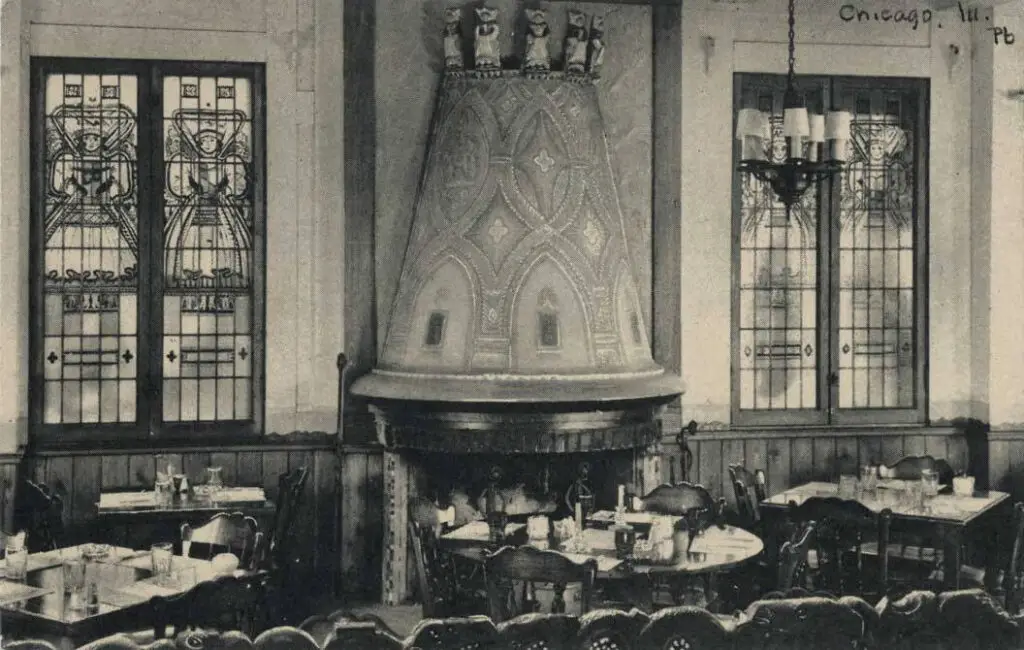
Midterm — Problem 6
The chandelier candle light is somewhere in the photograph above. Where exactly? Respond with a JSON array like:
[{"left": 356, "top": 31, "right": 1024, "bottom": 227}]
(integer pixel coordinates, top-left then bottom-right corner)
[{"left": 736, "top": 0, "right": 851, "bottom": 212}]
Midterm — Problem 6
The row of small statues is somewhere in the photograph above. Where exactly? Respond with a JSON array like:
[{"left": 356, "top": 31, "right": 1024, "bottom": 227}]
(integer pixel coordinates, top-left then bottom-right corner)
[{"left": 443, "top": 7, "right": 605, "bottom": 77}]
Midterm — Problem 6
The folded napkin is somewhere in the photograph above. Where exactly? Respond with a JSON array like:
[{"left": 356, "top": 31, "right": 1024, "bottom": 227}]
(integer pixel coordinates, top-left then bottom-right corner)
[
  {"left": 560, "top": 553, "right": 623, "bottom": 573},
  {"left": 99, "top": 492, "right": 157, "bottom": 509},
  {"left": 689, "top": 529, "right": 761, "bottom": 554},
  {"left": 441, "top": 521, "right": 524, "bottom": 541},
  {"left": 216, "top": 487, "right": 267, "bottom": 503}
]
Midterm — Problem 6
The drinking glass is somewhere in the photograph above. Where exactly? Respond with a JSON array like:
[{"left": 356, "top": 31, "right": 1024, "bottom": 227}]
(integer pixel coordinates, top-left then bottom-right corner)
[
  {"left": 921, "top": 469, "right": 940, "bottom": 498},
  {"left": 62, "top": 547, "right": 86, "bottom": 595},
  {"left": 206, "top": 466, "right": 224, "bottom": 503},
  {"left": 859, "top": 465, "right": 878, "bottom": 501},
  {"left": 838, "top": 475, "right": 858, "bottom": 499},
  {"left": 151, "top": 542, "right": 174, "bottom": 582},
  {"left": 614, "top": 525, "right": 637, "bottom": 560},
  {"left": 5, "top": 542, "right": 28, "bottom": 582}
]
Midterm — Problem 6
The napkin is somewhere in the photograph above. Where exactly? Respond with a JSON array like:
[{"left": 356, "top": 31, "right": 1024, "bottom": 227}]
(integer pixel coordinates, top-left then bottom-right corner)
[
  {"left": 99, "top": 492, "right": 157, "bottom": 509},
  {"left": 560, "top": 553, "right": 623, "bottom": 573},
  {"left": 0, "top": 581, "right": 52, "bottom": 605},
  {"left": 216, "top": 487, "right": 267, "bottom": 503}
]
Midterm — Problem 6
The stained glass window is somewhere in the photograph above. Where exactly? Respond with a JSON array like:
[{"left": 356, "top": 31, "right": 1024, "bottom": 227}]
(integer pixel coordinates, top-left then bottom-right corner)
[
  {"left": 32, "top": 59, "right": 264, "bottom": 441},
  {"left": 733, "top": 75, "right": 926, "bottom": 426},
  {"left": 42, "top": 73, "right": 139, "bottom": 425}
]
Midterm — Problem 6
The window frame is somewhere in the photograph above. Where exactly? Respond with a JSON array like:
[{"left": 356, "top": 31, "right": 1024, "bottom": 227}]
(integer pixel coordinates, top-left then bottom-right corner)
[
  {"left": 730, "top": 73, "right": 930, "bottom": 429},
  {"left": 28, "top": 57, "right": 267, "bottom": 448}
]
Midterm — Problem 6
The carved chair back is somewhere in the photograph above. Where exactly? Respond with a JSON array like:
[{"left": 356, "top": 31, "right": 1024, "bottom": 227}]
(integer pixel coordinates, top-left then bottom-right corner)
[
  {"left": 495, "top": 613, "right": 581, "bottom": 650},
  {"left": 267, "top": 466, "right": 309, "bottom": 570},
  {"left": 181, "top": 511, "right": 263, "bottom": 569},
  {"left": 636, "top": 606, "right": 731, "bottom": 650},
  {"left": 577, "top": 608, "right": 649, "bottom": 650},
  {"left": 146, "top": 571, "right": 269, "bottom": 639},
  {"left": 483, "top": 545, "right": 596, "bottom": 623},
  {"left": 729, "top": 464, "right": 767, "bottom": 527},
  {"left": 883, "top": 455, "right": 956, "bottom": 485},
  {"left": 639, "top": 482, "right": 725, "bottom": 533},
  {"left": 298, "top": 610, "right": 401, "bottom": 648},
  {"left": 734, "top": 597, "right": 867, "bottom": 650},
  {"left": 16, "top": 480, "right": 64, "bottom": 552},
  {"left": 405, "top": 615, "right": 500, "bottom": 650},
  {"left": 787, "top": 497, "right": 892, "bottom": 599}
]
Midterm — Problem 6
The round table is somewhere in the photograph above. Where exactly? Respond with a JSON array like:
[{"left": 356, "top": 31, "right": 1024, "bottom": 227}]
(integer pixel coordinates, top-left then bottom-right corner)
[{"left": 448, "top": 523, "right": 764, "bottom": 578}]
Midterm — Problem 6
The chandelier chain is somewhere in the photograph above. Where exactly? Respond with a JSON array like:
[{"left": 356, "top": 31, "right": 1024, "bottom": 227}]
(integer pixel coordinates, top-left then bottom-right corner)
[{"left": 787, "top": 0, "right": 796, "bottom": 83}]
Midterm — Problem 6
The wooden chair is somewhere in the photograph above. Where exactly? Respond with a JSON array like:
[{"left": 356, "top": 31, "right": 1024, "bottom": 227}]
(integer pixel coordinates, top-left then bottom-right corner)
[
  {"left": 252, "top": 627, "right": 320, "bottom": 650},
  {"left": 786, "top": 496, "right": 893, "bottom": 600},
  {"left": 483, "top": 545, "right": 596, "bottom": 623},
  {"left": 728, "top": 464, "right": 767, "bottom": 529},
  {"left": 405, "top": 615, "right": 500, "bottom": 650},
  {"left": 636, "top": 606, "right": 732, "bottom": 650},
  {"left": 15, "top": 480, "right": 64, "bottom": 552},
  {"left": 775, "top": 520, "right": 816, "bottom": 593},
  {"left": 495, "top": 613, "right": 580, "bottom": 650},
  {"left": 734, "top": 596, "right": 867, "bottom": 650},
  {"left": 577, "top": 608, "right": 649, "bottom": 650},
  {"left": 266, "top": 466, "right": 309, "bottom": 571},
  {"left": 882, "top": 454, "right": 956, "bottom": 485},
  {"left": 639, "top": 482, "right": 726, "bottom": 532},
  {"left": 3, "top": 641, "right": 60, "bottom": 650},
  {"left": 298, "top": 610, "right": 401, "bottom": 647},
  {"left": 181, "top": 511, "right": 263, "bottom": 570},
  {"left": 145, "top": 572, "right": 271, "bottom": 640},
  {"left": 407, "top": 497, "right": 488, "bottom": 618}
]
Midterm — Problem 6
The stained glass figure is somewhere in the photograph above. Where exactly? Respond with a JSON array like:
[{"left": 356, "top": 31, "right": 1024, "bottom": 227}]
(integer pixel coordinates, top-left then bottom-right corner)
[
  {"left": 162, "top": 76, "right": 254, "bottom": 422},
  {"left": 42, "top": 73, "right": 139, "bottom": 424}
]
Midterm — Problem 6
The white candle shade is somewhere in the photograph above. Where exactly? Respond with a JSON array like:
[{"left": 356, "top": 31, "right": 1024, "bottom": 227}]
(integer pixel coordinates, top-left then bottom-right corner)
[
  {"left": 736, "top": 108, "right": 762, "bottom": 139},
  {"left": 825, "top": 110, "right": 853, "bottom": 139},
  {"left": 808, "top": 114, "right": 825, "bottom": 142},
  {"left": 783, "top": 107, "right": 810, "bottom": 137}
]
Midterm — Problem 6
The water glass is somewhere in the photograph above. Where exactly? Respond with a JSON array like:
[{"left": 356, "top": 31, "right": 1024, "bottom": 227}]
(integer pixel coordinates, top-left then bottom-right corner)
[
  {"left": 921, "top": 469, "right": 940, "bottom": 498},
  {"left": 151, "top": 542, "right": 174, "bottom": 580},
  {"left": 5, "top": 544, "right": 28, "bottom": 582},
  {"left": 614, "top": 525, "right": 637, "bottom": 560},
  {"left": 859, "top": 465, "right": 878, "bottom": 501},
  {"left": 838, "top": 475, "right": 858, "bottom": 499},
  {"left": 62, "top": 547, "right": 87, "bottom": 595}
]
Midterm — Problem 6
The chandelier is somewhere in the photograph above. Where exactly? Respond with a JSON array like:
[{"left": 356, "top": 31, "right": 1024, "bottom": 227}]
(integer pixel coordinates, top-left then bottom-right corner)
[{"left": 735, "top": 0, "right": 851, "bottom": 210}]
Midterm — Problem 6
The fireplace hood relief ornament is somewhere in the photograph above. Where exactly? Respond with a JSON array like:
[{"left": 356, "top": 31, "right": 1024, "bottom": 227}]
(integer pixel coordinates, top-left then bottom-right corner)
[{"left": 351, "top": 6, "right": 682, "bottom": 454}]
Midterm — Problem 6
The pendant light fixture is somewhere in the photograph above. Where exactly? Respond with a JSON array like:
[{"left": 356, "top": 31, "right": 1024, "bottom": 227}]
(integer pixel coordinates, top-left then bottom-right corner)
[{"left": 736, "top": 0, "right": 851, "bottom": 212}]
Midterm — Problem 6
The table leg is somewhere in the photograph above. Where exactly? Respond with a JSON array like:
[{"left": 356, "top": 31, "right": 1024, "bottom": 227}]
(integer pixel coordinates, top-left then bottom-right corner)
[{"left": 942, "top": 526, "right": 963, "bottom": 590}]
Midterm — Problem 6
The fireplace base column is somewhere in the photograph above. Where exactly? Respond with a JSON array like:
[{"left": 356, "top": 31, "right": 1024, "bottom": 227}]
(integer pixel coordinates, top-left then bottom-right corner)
[{"left": 381, "top": 450, "right": 415, "bottom": 606}]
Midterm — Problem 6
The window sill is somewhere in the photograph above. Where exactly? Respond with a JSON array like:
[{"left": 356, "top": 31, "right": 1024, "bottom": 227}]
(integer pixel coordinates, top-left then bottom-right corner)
[{"left": 684, "top": 423, "right": 961, "bottom": 442}]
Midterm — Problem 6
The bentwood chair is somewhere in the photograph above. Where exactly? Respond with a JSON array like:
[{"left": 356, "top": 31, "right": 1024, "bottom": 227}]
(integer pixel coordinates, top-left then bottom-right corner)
[
  {"left": 728, "top": 464, "right": 767, "bottom": 530},
  {"left": 181, "top": 511, "right": 263, "bottom": 569}
]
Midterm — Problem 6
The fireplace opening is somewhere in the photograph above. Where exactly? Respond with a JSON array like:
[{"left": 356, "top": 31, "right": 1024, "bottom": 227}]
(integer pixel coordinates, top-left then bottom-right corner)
[{"left": 408, "top": 449, "right": 641, "bottom": 524}]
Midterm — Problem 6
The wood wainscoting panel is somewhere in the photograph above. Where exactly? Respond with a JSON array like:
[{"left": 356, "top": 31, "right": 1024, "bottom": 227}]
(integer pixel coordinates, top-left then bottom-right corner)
[{"left": 677, "top": 428, "right": 969, "bottom": 502}]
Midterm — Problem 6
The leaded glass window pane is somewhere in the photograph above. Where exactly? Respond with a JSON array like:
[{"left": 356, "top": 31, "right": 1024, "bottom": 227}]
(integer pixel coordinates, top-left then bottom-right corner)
[
  {"left": 162, "top": 75, "right": 253, "bottom": 422},
  {"left": 737, "top": 89, "right": 820, "bottom": 411},
  {"left": 836, "top": 88, "right": 917, "bottom": 409},
  {"left": 42, "top": 72, "right": 139, "bottom": 424}
]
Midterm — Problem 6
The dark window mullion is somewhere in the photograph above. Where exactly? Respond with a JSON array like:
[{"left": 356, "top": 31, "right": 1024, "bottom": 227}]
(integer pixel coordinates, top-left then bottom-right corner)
[{"left": 144, "top": 64, "right": 166, "bottom": 436}]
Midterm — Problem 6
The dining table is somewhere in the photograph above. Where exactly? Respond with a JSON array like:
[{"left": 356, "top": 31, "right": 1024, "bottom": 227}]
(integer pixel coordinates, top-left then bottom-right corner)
[
  {"left": 0, "top": 543, "right": 245, "bottom": 650},
  {"left": 93, "top": 487, "right": 276, "bottom": 549},
  {"left": 440, "top": 518, "right": 764, "bottom": 611},
  {"left": 760, "top": 480, "right": 1012, "bottom": 591}
]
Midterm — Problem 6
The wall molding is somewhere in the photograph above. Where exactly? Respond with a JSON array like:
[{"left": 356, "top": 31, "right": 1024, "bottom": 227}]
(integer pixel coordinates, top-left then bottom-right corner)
[
  {"left": 30, "top": 431, "right": 338, "bottom": 457},
  {"left": 685, "top": 424, "right": 962, "bottom": 442}
]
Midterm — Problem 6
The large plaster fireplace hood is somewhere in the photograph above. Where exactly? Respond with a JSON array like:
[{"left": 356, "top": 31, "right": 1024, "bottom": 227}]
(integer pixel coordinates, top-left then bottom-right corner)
[{"left": 351, "top": 8, "right": 682, "bottom": 455}]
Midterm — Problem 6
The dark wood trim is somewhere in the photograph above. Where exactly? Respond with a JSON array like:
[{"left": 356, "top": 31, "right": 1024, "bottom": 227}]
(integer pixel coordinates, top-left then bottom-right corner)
[
  {"left": 251, "top": 63, "right": 268, "bottom": 436},
  {"left": 651, "top": 3, "right": 682, "bottom": 386},
  {"left": 29, "top": 431, "right": 338, "bottom": 456},
  {"left": 342, "top": 0, "right": 378, "bottom": 443},
  {"left": 686, "top": 424, "right": 960, "bottom": 442}
]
